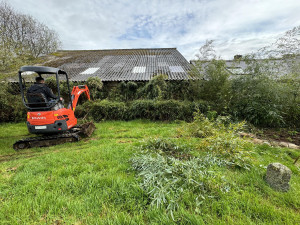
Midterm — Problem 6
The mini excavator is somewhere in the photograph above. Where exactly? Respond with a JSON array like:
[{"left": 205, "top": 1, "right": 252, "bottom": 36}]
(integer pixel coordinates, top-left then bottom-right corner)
[{"left": 13, "top": 66, "right": 95, "bottom": 150}]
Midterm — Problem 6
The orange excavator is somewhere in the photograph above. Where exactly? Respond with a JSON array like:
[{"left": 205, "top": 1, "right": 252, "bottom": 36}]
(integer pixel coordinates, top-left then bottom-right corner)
[{"left": 13, "top": 66, "right": 95, "bottom": 150}]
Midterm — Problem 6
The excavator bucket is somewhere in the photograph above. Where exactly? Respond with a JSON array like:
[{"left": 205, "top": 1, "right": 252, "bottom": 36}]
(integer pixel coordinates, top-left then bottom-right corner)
[{"left": 78, "top": 122, "right": 96, "bottom": 137}]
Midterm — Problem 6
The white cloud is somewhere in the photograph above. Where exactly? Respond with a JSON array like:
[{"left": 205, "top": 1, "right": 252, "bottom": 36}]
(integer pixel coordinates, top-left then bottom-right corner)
[{"left": 7, "top": 0, "right": 300, "bottom": 60}]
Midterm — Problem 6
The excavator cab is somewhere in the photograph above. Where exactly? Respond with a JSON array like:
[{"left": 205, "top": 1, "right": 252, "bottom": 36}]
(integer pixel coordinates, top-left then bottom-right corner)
[{"left": 19, "top": 66, "right": 71, "bottom": 112}]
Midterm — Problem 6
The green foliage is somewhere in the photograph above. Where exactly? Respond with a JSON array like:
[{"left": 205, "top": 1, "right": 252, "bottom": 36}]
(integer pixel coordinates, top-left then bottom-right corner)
[
  {"left": 138, "top": 74, "right": 168, "bottom": 100},
  {"left": 45, "top": 76, "right": 57, "bottom": 91},
  {"left": 59, "top": 81, "right": 75, "bottom": 99},
  {"left": 45, "top": 77, "right": 75, "bottom": 100},
  {"left": 89, "top": 100, "right": 126, "bottom": 121},
  {"left": 98, "top": 80, "right": 191, "bottom": 102},
  {"left": 129, "top": 100, "right": 156, "bottom": 119},
  {"left": 77, "top": 99, "right": 209, "bottom": 121},
  {"left": 189, "top": 59, "right": 231, "bottom": 112},
  {"left": 181, "top": 112, "right": 219, "bottom": 138},
  {"left": 165, "top": 80, "right": 190, "bottom": 100},
  {"left": 139, "top": 138, "right": 192, "bottom": 159},
  {"left": 279, "top": 67, "right": 300, "bottom": 127},
  {"left": 180, "top": 111, "right": 252, "bottom": 169},
  {"left": 0, "top": 2, "right": 60, "bottom": 74},
  {"left": 0, "top": 82, "right": 26, "bottom": 123},
  {"left": 230, "top": 64, "right": 286, "bottom": 127},
  {"left": 131, "top": 139, "right": 230, "bottom": 217},
  {"left": 131, "top": 100, "right": 194, "bottom": 121},
  {"left": 118, "top": 81, "right": 138, "bottom": 101},
  {"left": 86, "top": 77, "right": 103, "bottom": 100}
]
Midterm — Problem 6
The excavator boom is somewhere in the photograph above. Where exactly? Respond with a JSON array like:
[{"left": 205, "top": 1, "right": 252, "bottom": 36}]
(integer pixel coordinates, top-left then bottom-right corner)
[{"left": 70, "top": 85, "right": 90, "bottom": 111}]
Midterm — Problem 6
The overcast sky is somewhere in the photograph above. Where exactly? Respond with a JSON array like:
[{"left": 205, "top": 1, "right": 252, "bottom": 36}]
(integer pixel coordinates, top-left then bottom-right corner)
[{"left": 8, "top": 0, "right": 300, "bottom": 60}]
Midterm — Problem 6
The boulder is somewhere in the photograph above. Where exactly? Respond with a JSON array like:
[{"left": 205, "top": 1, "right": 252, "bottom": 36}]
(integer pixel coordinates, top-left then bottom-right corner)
[{"left": 265, "top": 163, "right": 292, "bottom": 192}]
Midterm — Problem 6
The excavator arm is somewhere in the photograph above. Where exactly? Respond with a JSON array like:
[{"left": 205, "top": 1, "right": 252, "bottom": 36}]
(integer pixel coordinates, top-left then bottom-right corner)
[{"left": 70, "top": 85, "right": 91, "bottom": 111}]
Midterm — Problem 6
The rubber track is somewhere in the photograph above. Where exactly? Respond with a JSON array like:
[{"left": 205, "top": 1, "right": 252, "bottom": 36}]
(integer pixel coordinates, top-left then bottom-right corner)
[{"left": 13, "top": 132, "right": 80, "bottom": 150}]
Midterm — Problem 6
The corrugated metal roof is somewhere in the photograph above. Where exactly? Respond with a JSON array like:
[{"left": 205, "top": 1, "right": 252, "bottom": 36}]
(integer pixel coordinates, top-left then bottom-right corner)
[
  {"left": 80, "top": 67, "right": 100, "bottom": 74},
  {"left": 42, "top": 48, "right": 192, "bottom": 82}
]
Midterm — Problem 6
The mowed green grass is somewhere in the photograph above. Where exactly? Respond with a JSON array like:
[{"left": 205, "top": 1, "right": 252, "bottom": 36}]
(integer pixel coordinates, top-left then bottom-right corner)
[{"left": 0, "top": 120, "right": 299, "bottom": 224}]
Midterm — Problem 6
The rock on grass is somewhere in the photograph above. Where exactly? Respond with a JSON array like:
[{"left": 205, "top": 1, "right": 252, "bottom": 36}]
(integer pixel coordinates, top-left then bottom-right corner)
[{"left": 265, "top": 163, "right": 292, "bottom": 192}]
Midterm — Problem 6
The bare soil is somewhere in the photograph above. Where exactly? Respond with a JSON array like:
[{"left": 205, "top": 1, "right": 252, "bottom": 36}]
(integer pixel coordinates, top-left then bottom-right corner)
[{"left": 256, "top": 128, "right": 300, "bottom": 146}]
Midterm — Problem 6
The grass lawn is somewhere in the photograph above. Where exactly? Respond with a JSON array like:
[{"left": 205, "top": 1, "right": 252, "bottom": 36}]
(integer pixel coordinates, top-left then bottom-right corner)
[{"left": 0, "top": 120, "right": 299, "bottom": 224}]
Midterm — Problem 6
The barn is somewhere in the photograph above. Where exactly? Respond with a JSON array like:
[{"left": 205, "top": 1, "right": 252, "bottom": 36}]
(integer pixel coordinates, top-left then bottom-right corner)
[{"left": 40, "top": 48, "right": 192, "bottom": 83}]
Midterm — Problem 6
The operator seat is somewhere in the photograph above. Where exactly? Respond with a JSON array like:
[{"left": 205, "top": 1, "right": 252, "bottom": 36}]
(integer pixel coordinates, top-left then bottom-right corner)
[
  {"left": 27, "top": 93, "right": 64, "bottom": 111},
  {"left": 26, "top": 93, "right": 48, "bottom": 109}
]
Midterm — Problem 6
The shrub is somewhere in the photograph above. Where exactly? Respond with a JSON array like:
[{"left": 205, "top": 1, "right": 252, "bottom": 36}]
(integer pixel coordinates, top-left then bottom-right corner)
[
  {"left": 139, "top": 138, "right": 192, "bottom": 160},
  {"left": 86, "top": 77, "right": 103, "bottom": 100},
  {"left": 89, "top": 100, "right": 127, "bottom": 121},
  {"left": 0, "top": 82, "right": 26, "bottom": 123},
  {"left": 189, "top": 59, "right": 232, "bottom": 111},
  {"left": 154, "top": 100, "right": 192, "bottom": 121},
  {"left": 118, "top": 81, "right": 138, "bottom": 101},
  {"left": 129, "top": 100, "right": 156, "bottom": 120},
  {"left": 129, "top": 100, "right": 208, "bottom": 121},
  {"left": 77, "top": 100, "right": 209, "bottom": 122},
  {"left": 45, "top": 76, "right": 57, "bottom": 91},
  {"left": 138, "top": 74, "right": 168, "bottom": 100},
  {"left": 131, "top": 139, "right": 230, "bottom": 217},
  {"left": 230, "top": 75, "right": 285, "bottom": 127},
  {"left": 180, "top": 111, "right": 252, "bottom": 169}
]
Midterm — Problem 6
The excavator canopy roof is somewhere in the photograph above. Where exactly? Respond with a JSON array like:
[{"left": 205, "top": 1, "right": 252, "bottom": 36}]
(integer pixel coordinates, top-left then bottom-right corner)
[{"left": 19, "top": 66, "right": 67, "bottom": 75}]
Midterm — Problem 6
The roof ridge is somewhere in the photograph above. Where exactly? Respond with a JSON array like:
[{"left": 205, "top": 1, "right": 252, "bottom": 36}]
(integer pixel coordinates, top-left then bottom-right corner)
[{"left": 57, "top": 48, "right": 177, "bottom": 52}]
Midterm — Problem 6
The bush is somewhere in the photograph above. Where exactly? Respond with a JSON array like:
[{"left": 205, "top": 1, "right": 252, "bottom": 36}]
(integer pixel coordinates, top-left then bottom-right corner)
[
  {"left": 86, "top": 77, "right": 103, "bottom": 100},
  {"left": 130, "top": 100, "right": 196, "bottom": 121},
  {"left": 0, "top": 83, "right": 26, "bottom": 123},
  {"left": 138, "top": 74, "right": 168, "bottom": 100},
  {"left": 179, "top": 111, "right": 252, "bottom": 169},
  {"left": 77, "top": 100, "right": 209, "bottom": 122},
  {"left": 129, "top": 100, "right": 156, "bottom": 120},
  {"left": 89, "top": 100, "right": 127, "bottom": 121},
  {"left": 131, "top": 139, "right": 230, "bottom": 216},
  {"left": 230, "top": 75, "right": 285, "bottom": 127}
]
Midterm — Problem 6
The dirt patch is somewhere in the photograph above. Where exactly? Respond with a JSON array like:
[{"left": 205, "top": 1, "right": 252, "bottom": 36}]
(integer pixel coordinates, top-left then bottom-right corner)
[
  {"left": 116, "top": 129, "right": 128, "bottom": 133},
  {"left": 117, "top": 140, "right": 133, "bottom": 144},
  {"left": 0, "top": 153, "right": 39, "bottom": 163},
  {"left": 6, "top": 167, "right": 18, "bottom": 172},
  {"left": 256, "top": 129, "right": 300, "bottom": 146}
]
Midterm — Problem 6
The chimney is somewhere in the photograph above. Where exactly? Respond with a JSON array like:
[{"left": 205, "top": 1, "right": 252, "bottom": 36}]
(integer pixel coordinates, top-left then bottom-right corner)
[{"left": 234, "top": 55, "right": 242, "bottom": 60}]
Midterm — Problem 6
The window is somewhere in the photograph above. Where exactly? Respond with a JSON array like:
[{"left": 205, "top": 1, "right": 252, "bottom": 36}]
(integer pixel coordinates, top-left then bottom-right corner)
[
  {"left": 132, "top": 66, "right": 146, "bottom": 73},
  {"left": 169, "top": 66, "right": 185, "bottom": 73},
  {"left": 80, "top": 67, "right": 100, "bottom": 74}
]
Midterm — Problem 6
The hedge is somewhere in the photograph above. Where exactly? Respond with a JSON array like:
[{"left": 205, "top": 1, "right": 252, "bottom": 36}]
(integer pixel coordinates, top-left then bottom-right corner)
[
  {"left": 75, "top": 100, "right": 209, "bottom": 121},
  {"left": 0, "top": 95, "right": 209, "bottom": 123}
]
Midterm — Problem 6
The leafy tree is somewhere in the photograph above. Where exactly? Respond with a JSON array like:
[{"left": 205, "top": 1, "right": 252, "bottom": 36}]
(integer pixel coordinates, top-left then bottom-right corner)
[
  {"left": 0, "top": 1, "right": 61, "bottom": 71},
  {"left": 86, "top": 77, "right": 103, "bottom": 100},
  {"left": 190, "top": 40, "right": 231, "bottom": 111},
  {"left": 195, "top": 39, "right": 216, "bottom": 60}
]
